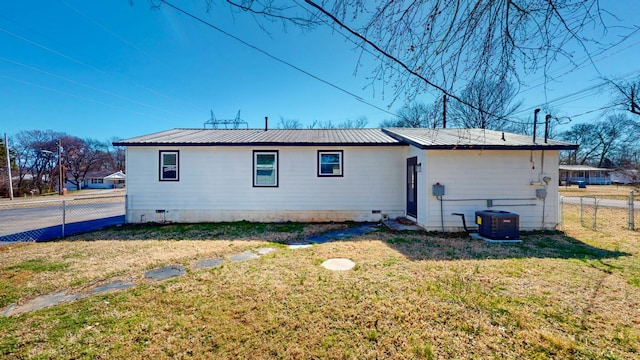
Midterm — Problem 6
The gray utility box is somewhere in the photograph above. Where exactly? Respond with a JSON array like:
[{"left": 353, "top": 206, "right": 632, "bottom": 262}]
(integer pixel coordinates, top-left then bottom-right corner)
[{"left": 475, "top": 210, "right": 519, "bottom": 240}]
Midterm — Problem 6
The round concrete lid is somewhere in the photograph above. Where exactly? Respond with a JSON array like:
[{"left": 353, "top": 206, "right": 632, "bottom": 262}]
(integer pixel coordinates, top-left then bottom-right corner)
[{"left": 321, "top": 258, "right": 356, "bottom": 271}]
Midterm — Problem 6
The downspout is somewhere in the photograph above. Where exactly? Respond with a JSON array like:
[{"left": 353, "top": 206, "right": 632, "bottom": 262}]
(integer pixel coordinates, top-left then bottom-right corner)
[{"left": 541, "top": 114, "right": 552, "bottom": 228}]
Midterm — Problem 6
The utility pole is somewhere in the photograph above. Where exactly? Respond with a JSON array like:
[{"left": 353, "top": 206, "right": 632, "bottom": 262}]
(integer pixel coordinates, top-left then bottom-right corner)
[
  {"left": 442, "top": 94, "right": 447, "bottom": 128},
  {"left": 58, "top": 139, "right": 63, "bottom": 195},
  {"left": 4, "top": 133, "right": 13, "bottom": 200}
]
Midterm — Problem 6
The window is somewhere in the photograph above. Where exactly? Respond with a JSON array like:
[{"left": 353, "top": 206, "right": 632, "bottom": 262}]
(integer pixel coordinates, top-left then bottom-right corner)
[
  {"left": 159, "top": 150, "right": 179, "bottom": 181},
  {"left": 91, "top": 178, "right": 103, "bottom": 184},
  {"left": 318, "top": 150, "right": 343, "bottom": 177},
  {"left": 253, "top": 151, "right": 278, "bottom": 187}
]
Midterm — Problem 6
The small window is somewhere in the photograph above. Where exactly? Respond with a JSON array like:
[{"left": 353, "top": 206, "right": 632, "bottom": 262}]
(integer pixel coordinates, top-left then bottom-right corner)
[
  {"left": 318, "top": 150, "right": 343, "bottom": 177},
  {"left": 159, "top": 150, "right": 179, "bottom": 181},
  {"left": 253, "top": 151, "right": 278, "bottom": 187}
]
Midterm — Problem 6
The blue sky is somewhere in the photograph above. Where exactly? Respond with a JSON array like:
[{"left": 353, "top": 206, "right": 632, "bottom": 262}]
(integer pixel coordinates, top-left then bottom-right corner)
[{"left": 1, "top": 1, "right": 640, "bottom": 141}]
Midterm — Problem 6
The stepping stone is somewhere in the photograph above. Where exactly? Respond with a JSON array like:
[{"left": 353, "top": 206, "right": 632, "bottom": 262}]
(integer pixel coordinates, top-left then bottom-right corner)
[
  {"left": 321, "top": 258, "right": 356, "bottom": 271},
  {"left": 383, "top": 220, "right": 422, "bottom": 231},
  {"left": 256, "top": 247, "right": 277, "bottom": 255},
  {"left": 144, "top": 265, "right": 186, "bottom": 281},
  {"left": 194, "top": 258, "right": 224, "bottom": 269},
  {"left": 92, "top": 281, "right": 134, "bottom": 294},
  {"left": 229, "top": 251, "right": 259, "bottom": 262},
  {"left": 288, "top": 244, "right": 312, "bottom": 249},
  {"left": 2, "top": 291, "right": 84, "bottom": 317}
]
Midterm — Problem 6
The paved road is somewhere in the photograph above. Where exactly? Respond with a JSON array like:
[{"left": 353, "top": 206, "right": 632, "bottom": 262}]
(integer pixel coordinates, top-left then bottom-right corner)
[
  {"left": 561, "top": 196, "right": 639, "bottom": 209},
  {"left": 0, "top": 197, "right": 124, "bottom": 241}
]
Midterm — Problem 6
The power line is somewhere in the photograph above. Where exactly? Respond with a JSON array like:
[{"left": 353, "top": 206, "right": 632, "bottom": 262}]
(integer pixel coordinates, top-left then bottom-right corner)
[
  {"left": 158, "top": 0, "right": 397, "bottom": 118},
  {"left": 59, "top": 0, "right": 176, "bottom": 101},
  {"left": 0, "top": 56, "right": 178, "bottom": 115},
  {"left": 0, "top": 74, "right": 175, "bottom": 123},
  {"left": 0, "top": 25, "right": 175, "bottom": 102}
]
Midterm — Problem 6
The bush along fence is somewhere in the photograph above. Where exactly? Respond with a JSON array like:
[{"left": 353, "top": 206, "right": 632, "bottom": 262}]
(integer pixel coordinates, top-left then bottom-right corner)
[
  {"left": 0, "top": 195, "right": 125, "bottom": 242},
  {"left": 561, "top": 191, "right": 637, "bottom": 231}
]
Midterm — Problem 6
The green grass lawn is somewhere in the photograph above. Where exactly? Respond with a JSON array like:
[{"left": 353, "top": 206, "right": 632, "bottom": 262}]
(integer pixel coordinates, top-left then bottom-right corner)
[{"left": 1, "top": 214, "right": 638, "bottom": 359}]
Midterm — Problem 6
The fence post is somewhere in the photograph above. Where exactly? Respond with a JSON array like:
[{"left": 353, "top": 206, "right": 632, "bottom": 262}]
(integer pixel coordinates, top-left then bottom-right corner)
[
  {"left": 593, "top": 198, "right": 598, "bottom": 231},
  {"left": 630, "top": 191, "right": 635, "bottom": 231},
  {"left": 580, "top": 197, "right": 584, "bottom": 225},
  {"left": 62, "top": 200, "right": 66, "bottom": 238}
]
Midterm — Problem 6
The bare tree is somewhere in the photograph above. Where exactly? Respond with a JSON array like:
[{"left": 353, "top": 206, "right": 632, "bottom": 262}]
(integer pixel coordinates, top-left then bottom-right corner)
[
  {"left": 107, "top": 137, "right": 126, "bottom": 172},
  {"left": 190, "top": 0, "right": 636, "bottom": 116},
  {"left": 336, "top": 116, "right": 368, "bottom": 128},
  {"left": 560, "top": 115, "right": 639, "bottom": 167},
  {"left": 12, "top": 130, "right": 66, "bottom": 195},
  {"left": 448, "top": 80, "right": 522, "bottom": 130},
  {"left": 608, "top": 77, "right": 640, "bottom": 116},
  {"left": 306, "top": 117, "right": 368, "bottom": 128},
  {"left": 278, "top": 117, "right": 303, "bottom": 129},
  {"left": 62, "top": 137, "right": 108, "bottom": 190},
  {"left": 380, "top": 101, "right": 441, "bottom": 128}
]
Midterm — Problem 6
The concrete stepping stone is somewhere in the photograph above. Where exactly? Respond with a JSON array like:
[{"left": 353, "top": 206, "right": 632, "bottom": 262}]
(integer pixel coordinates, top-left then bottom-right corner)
[
  {"left": 229, "top": 251, "right": 259, "bottom": 262},
  {"left": 321, "top": 258, "right": 356, "bottom": 271},
  {"left": 91, "top": 281, "right": 134, "bottom": 294},
  {"left": 288, "top": 244, "right": 312, "bottom": 249},
  {"left": 194, "top": 258, "right": 224, "bottom": 269},
  {"left": 2, "top": 291, "right": 85, "bottom": 317},
  {"left": 382, "top": 220, "right": 422, "bottom": 231},
  {"left": 144, "top": 265, "right": 186, "bottom": 281},
  {"left": 256, "top": 247, "right": 277, "bottom": 255}
]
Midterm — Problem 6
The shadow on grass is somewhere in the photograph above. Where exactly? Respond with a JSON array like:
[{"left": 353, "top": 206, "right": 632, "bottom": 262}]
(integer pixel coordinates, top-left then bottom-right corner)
[
  {"left": 64, "top": 221, "right": 345, "bottom": 243},
  {"left": 368, "top": 229, "right": 631, "bottom": 261},
  {"left": 61, "top": 221, "right": 630, "bottom": 261}
]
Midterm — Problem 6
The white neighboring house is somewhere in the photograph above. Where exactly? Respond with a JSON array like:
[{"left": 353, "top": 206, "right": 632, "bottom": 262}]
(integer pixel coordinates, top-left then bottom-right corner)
[
  {"left": 65, "top": 170, "right": 126, "bottom": 190},
  {"left": 610, "top": 169, "right": 638, "bottom": 185},
  {"left": 113, "top": 128, "right": 577, "bottom": 231}
]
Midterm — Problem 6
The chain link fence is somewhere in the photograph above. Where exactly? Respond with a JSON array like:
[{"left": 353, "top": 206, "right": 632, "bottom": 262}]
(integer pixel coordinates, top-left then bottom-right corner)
[
  {"left": 560, "top": 192, "right": 638, "bottom": 231},
  {"left": 0, "top": 194, "right": 125, "bottom": 242}
]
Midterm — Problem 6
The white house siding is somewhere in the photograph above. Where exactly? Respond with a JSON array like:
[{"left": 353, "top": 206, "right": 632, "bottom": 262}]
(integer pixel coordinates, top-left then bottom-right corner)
[
  {"left": 419, "top": 149, "right": 561, "bottom": 231},
  {"left": 125, "top": 145, "right": 407, "bottom": 223}
]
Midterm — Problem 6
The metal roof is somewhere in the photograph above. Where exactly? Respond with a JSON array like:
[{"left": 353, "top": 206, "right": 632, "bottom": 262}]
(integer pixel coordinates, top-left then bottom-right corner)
[
  {"left": 559, "top": 165, "right": 611, "bottom": 171},
  {"left": 382, "top": 128, "right": 578, "bottom": 150},
  {"left": 113, "top": 127, "right": 578, "bottom": 150},
  {"left": 113, "top": 128, "right": 405, "bottom": 146}
]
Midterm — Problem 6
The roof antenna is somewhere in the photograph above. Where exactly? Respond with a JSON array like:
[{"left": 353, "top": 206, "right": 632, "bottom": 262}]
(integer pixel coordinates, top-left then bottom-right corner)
[{"left": 265, "top": 116, "right": 268, "bottom": 131}]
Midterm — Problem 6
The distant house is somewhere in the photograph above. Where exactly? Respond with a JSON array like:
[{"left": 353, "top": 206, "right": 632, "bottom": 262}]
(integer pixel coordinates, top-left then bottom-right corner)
[
  {"left": 65, "top": 170, "right": 126, "bottom": 190},
  {"left": 113, "top": 128, "right": 577, "bottom": 231},
  {"left": 558, "top": 165, "right": 611, "bottom": 185},
  {"left": 610, "top": 169, "right": 638, "bottom": 185}
]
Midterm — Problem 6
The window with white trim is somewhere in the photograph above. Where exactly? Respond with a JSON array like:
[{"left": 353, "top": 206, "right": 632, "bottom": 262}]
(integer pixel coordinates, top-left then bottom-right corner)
[
  {"left": 253, "top": 150, "right": 278, "bottom": 187},
  {"left": 318, "top": 150, "right": 343, "bottom": 177},
  {"left": 159, "top": 150, "right": 179, "bottom": 181}
]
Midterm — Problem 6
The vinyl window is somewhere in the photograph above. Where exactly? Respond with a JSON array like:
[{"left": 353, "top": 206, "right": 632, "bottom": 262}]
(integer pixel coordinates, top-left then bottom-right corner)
[
  {"left": 159, "top": 150, "right": 179, "bottom": 181},
  {"left": 253, "top": 151, "right": 278, "bottom": 187},
  {"left": 318, "top": 150, "right": 343, "bottom": 177}
]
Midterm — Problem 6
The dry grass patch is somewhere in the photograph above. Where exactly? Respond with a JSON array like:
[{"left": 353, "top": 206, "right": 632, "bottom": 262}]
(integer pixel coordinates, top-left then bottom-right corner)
[{"left": 1, "top": 216, "right": 639, "bottom": 359}]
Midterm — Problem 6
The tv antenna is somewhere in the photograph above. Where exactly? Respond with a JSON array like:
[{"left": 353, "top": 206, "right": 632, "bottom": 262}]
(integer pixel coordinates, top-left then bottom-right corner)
[{"left": 203, "top": 110, "right": 248, "bottom": 129}]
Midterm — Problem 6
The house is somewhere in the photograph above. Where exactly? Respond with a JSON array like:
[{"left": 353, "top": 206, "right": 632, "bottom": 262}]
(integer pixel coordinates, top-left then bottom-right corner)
[
  {"left": 113, "top": 128, "right": 577, "bottom": 231},
  {"left": 65, "top": 170, "right": 126, "bottom": 190},
  {"left": 610, "top": 169, "right": 638, "bottom": 185},
  {"left": 558, "top": 165, "right": 611, "bottom": 185}
]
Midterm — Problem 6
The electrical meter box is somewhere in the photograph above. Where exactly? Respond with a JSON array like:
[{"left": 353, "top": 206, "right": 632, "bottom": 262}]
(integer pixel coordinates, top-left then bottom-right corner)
[
  {"left": 432, "top": 184, "right": 445, "bottom": 196},
  {"left": 475, "top": 210, "right": 519, "bottom": 240}
]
